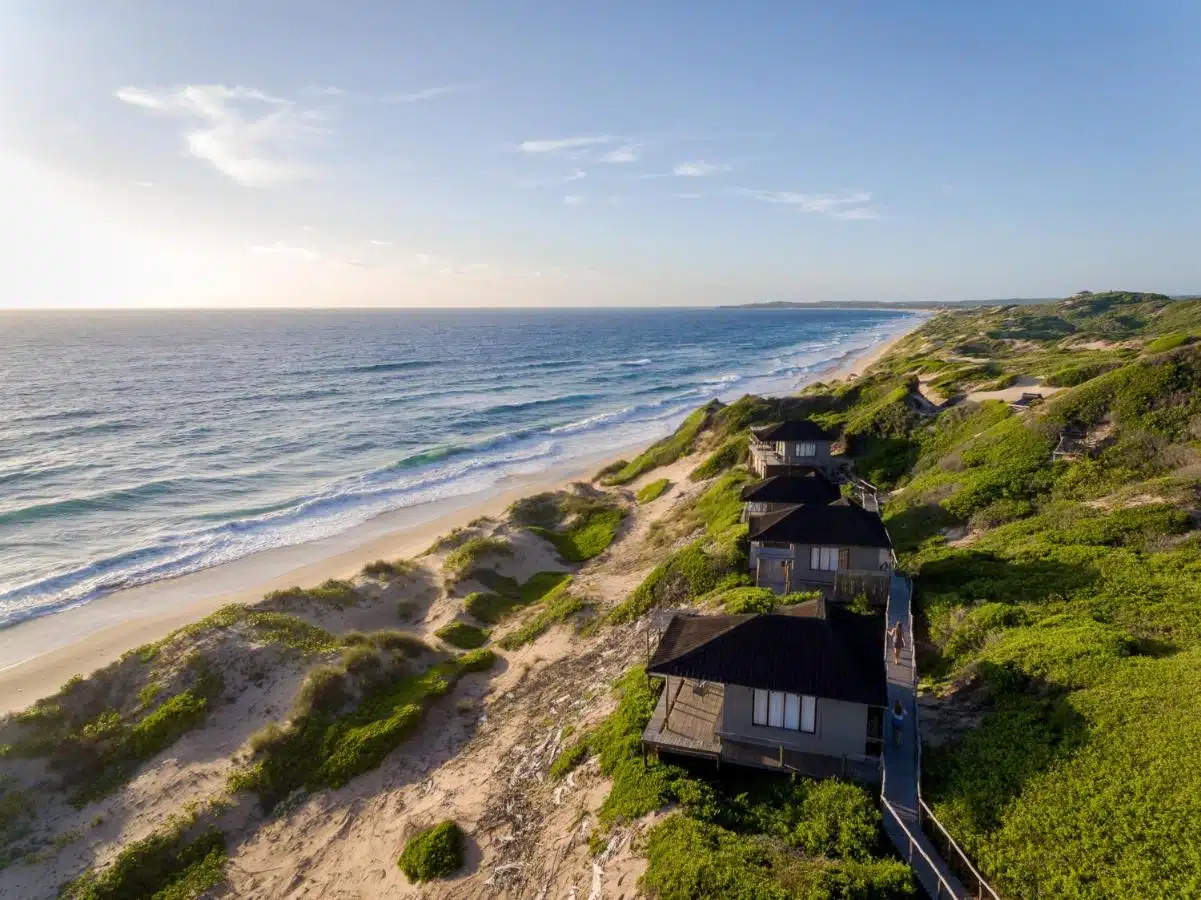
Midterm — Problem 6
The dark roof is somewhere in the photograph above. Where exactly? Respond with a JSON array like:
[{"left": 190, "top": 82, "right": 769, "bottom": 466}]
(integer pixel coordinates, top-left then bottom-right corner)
[
  {"left": 740, "top": 473, "right": 840, "bottom": 505},
  {"left": 648, "top": 606, "right": 887, "bottom": 706},
  {"left": 750, "top": 420, "right": 835, "bottom": 442},
  {"left": 748, "top": 499, "right": 891, "bottom": 548}
]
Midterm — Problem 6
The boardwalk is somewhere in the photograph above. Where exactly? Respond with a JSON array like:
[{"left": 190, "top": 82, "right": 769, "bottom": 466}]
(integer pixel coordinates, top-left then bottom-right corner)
[{"left": 882, "top": 575, "right": 969, "bottom": 899}]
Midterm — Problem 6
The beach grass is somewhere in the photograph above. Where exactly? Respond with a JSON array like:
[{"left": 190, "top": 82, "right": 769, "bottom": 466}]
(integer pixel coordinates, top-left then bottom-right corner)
[
  {"left": 397, "top": 820, "right": 464, "bottom": 883},
  {"left": 497, "top": 580, "right": 588, "bottom": 650},
  {"left": 434, "top": 621, "right": 490, "bottom": 649},
  {"left": 635, "top": 478, "right": 670, "bottom": 503}
]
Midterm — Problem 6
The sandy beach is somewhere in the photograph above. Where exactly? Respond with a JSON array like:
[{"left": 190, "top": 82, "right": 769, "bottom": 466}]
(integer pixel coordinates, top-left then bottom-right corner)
[{"left": 0, "top": 318, "right": 920, "bottom": 715}]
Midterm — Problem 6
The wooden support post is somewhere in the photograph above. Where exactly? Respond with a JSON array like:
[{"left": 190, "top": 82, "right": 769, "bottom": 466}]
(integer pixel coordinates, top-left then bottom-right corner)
[{"left": 778, "top": 743, "right": 784, "bottom": 768}]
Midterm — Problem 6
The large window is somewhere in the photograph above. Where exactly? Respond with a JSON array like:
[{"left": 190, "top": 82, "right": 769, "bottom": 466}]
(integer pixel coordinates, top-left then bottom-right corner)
[
  {"left": 795, "top": 442, "right": 817, "bottom": 457},
  {"left": 810, "top": 546, "right": 842, "bottom": 571},
  {"left": 752, "top": 689, "right": 816, "bottom": 733}
]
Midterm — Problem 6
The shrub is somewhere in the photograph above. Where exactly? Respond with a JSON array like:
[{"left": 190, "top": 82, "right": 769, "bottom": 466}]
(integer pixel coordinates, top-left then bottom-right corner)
[
  {"left": 498, "top": 582, "right": 587, "bottom": 650},
  {"left": 712, "top": 587, "right": 778, "bottom": 614},
  {"left": 443, "top": 537, "right": 512, "bottom": 577},
  {"left": 689, "top": 435, "right": 749, "bottom": 482},
  {"left": 397, "top": 820, "right": 464, "bottom": 883},
  {"left": 636, "top": 478, "right": 671, "bottom": 504},
  {"left": 457, "top": 648, "right": 497, "bottom": 673},
  {"left": 593, "top": 459, "right": 629, "bottom": 482},
  {"left": 435, "top": 622, "right": 490, "bottom": 650},
  {"left": 463, "top": 571, "right": 570, "bottom": 624},
  {"left": 528, "top": 504, "right": 625, "bottom": 562},
  {"left": 60, "top": 822, "right": 226, "bottom": 900},
  {"left": 292, "top": 666, "right": 350, "bottom": 718},
  {"left": 265, "top": 579, "right": 359, "bottom": 609},
  {"left": 340, "top": 644, "right": 384, "bottom": 678},
  {"left": 368, "top": 629, "right": 429, "bottom": 655},
  {"left": 361, "top": 558, "right": 415, "bottom": 580}
]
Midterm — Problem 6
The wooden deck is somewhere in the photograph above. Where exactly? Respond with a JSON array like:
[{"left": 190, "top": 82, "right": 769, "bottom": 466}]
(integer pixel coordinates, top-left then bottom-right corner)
[
  {"left": 720, "top": 735, "right": 880, "bottom": 783},
  {"left": 642, "top": 678, "right": 722, "bottom": 759}
]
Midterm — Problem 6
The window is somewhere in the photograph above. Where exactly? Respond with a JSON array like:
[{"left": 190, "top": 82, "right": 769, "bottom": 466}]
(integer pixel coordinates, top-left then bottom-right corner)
[
  {"left": 752, "top": 689, "right": 817, "bottom": 733},
  {"left": 795, "top": 442, "right": 817, "bottom": 457},
  {"left": 810, "top": 546, "right": 841, "bottom": 571}
]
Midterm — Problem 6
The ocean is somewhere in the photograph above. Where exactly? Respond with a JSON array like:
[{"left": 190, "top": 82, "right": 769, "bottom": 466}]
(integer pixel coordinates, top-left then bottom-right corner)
[{"left": 0, "top": 307, "right": 914, "bottom": 628}]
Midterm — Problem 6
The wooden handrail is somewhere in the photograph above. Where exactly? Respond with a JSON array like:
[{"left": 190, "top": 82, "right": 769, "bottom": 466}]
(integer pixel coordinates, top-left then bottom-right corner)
[
  {"left": 881, "top": 797, "right": 961, "bottom": 900},
  {"left": 919, "top": 800, "right": 1002, "bottom": 900}
]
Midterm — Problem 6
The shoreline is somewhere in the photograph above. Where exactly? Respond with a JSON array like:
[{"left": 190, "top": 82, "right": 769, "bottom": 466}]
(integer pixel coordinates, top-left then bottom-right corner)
[{"left": 0, "top": 318, "right": 920, "bottom": 714}]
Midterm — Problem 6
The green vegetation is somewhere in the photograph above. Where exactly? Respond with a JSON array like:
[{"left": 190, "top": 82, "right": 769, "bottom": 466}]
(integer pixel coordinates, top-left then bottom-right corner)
[
  {"left": 463, "top": 570, "right": 570, "bottom": 624},
  {"left": 434, "top": 621, "right": 490, "bottom": 649},
  {"left": 800, "top": 293, "right": 1201, "bottom": 896},
  {"left": 610, "top": 472, "right": 751, "bottom": 623},
  {"left": 60, "top": 819, "right": 225, "bottom": 900},
  {"left": 397, "top": 820, "right": 464, "bottom": 883},
  {"left": 556, "top": 669, "right": 913, "bottom": 896},
  {"left": 498, "top": 580, "right": 589, "bottom": 650},
  {"left": 689, "top": 434, "right": 749, "bottom": 481},
  {"left": 361, "top": 558, "right": 416, "bottom": 580},
  {"left": 230, "top": 648, "right": 493, "bottom": 810},
  {"left": 602, "top": 404, "right": 717, "bottom": 485},
  {"left": 636, "top": 478, "right": 671, "bottom": 503},
  {"left": 264, "top": 578, "right": 359, "bottom": 609},
  {"left": 443, "top": 537, "right": 512, "bottom": 577},
  {"left": 4, "top": 656, "right": 224, "bottom": 807},
  {"left": 511, "top": 491, "right": 626, "bottom": 562},
  {"left": 1146, "top": 331, "right": 1190, "bottom": 353}
]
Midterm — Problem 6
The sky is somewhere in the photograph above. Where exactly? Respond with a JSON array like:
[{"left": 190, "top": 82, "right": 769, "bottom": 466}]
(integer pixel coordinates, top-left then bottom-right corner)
[{"left": 2, "top": 1, "right": 1200, "bottom": 309}]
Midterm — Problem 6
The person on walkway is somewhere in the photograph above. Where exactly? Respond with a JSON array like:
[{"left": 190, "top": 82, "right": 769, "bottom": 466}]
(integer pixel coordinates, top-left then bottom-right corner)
[
  {"left": 888, "top": 621, "right": 906, "bottom": 665},
  {"left": 891, "top": 700, "right": 906, "bottom": 746}
]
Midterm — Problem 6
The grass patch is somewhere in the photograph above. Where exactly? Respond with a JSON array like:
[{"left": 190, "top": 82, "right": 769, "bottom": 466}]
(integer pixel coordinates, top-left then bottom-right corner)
[
  {"left": 361, "top": 558, "right": 416, "bottom": 580},
  {"left": 636, "top": 478, "right": 671, "bottom": 504},
  {"left": 443, "top": 537, "right": 512, "bottom": 577},
  {"left": 397, "top": 820, "right": 464, "bottom": 883},
  {"left": 463, "top": 570, "right": 570, "bottom": 624},
  {"left": 529, "top": 507, "right": 624, "bottom": 562},
  {"left": 60, "top": 820, "right": 226, "bottom": 900},
  {"left": 230, "top": 650, "right": 494, "bottom": 810},
  {"left": 434, "top": 621, "right": 490, "bottom": 650},
  {"left": 602, "top": 403, "right": 717, "bottom": 485},
  {"left": 264, "top": 578, "right": 359, "bottom": 609},
  {"left": 689, "top": 434, "right": 748, "bottom": 481},
  {"left": 497, "top": 580, "right": 588, "bottom": 650}
]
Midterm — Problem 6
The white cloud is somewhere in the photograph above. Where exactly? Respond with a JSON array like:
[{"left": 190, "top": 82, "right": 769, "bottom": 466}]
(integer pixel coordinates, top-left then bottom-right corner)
[
  {"left": 672, "top": 192, "right": 703, "bottom": 200},
  {"left": 739, "top": 189, "right": 880, "bottom": 218},
  {"left": 673, "top": 160, "right": 732, "bottom": 177},
  {"left": 601, "top": 143, "right": 641, "bottom": 164},
  {"left": 516, "top": 169, "right": 587, "bottom": 188},
  {"left": 368, "top": 239, "right": 393, "bottom": 247},
  {"left": 413, "top": 252, "right": 434, "bottom": 265},
  {"left": 116, "top": 84, "right": 323, "bottom": 187},
  {"left": 135, "top": 180, "right": 155, "bottom": 188},
  {"left": 519, "top": 136, "right": 614, "bottom": 153},
  {"left": 563, "top": 195, "right": 586, "bottom": 206},
  {"left": 249, "top": 242, "right": 321, "bottom": 261}
]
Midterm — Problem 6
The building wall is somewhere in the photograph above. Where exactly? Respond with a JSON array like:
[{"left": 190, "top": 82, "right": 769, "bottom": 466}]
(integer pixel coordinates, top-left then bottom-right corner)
[
  {"left": 720, "top": 684, "right": 871, "bottom": 758},
  {"left": 775, "top": 440, "right": 833, "bottom": 466},
  {"left": 749, "top": 542, "right": 891, "bottom": 587}
]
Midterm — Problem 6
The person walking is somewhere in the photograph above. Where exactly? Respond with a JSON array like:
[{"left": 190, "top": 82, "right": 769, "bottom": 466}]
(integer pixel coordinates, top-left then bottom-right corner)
[
  {"left": 888, "top": 620, "right": 906, "bottom": 665},
  {"left": 891, "top": 700, "right": 906, "bottom": 746}
]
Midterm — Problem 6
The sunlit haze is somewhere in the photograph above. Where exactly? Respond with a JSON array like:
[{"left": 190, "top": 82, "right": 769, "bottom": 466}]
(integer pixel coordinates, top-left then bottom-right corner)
[{"left": 2, "top": 2, "right": 1200, "bottom": 308}]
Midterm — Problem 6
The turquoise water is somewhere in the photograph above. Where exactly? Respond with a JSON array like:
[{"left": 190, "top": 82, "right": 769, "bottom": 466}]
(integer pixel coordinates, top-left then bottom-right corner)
[{"left": 0, "top": 307, "right": 914, "bottom": 626}]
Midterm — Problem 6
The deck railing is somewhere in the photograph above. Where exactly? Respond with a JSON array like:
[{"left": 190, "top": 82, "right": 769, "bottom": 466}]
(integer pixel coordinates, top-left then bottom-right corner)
[
  {"left": 918, "top": 801, "right": 1002, "bottom": 900},
  {"left": 882, "top": 797, "right": 963, "bottom": 900}
]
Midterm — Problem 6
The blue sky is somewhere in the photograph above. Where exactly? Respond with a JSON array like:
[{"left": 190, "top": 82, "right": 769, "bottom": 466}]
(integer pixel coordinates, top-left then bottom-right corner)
[{"left": 2, "top": 1, "right": 1200, "bottom": 308}]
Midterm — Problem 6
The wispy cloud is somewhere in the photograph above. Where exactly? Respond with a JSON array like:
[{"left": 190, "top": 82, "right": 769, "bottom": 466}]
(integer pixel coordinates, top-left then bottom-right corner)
[
  {"left": 304, "top": 82, "right": 475, "bottom": 105},
  {"left": 116, "top": 84, "right": 324, "bottom": 187},
  {"left": 368, "top": 239, "right": 393, "bottom": 247},
  {"left": 516, "top": 169, "right": 587, "bottom": 189},
  {"left": 673, "top": 160, "right": 732, "bottom": 177},
  {"left": 248, "top": 242, "right": 322, "bottom": 261},
  {"left": 601, "top": 143, "right": 641, "bottom": 164},
  {"left": 672, "top": 192, "right": 704, "bottom": 200},
  {"left": 135, "top": 180, "right": 155, "bottom": 188},
  {"left": 519, "top": 135, "right": 614, "bottom": 154},
  {"left": 563, "top": 195, "right": 586, "bottom": 206},
  {"left": 739, "top": 189, "right": 881, "bottom": 218}
]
